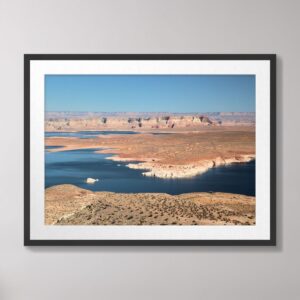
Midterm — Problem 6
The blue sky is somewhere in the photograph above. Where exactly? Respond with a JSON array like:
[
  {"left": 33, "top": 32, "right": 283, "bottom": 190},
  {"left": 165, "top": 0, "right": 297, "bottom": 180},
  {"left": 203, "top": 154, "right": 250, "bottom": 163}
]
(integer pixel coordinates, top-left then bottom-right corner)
[{"left": 45, "top": 75, "right": 255, "bottom": 112}]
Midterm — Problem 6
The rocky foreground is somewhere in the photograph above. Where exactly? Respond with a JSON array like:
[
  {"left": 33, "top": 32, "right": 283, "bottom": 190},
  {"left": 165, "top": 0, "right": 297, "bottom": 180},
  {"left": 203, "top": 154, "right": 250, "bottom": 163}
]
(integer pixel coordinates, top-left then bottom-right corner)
[{"left": 45, "top": 185, "right": 255, "bottom": 226}]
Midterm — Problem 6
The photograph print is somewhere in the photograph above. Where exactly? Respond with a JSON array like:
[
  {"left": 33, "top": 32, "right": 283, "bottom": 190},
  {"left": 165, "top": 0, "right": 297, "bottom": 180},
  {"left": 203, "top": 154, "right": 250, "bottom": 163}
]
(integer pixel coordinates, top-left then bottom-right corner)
[{"left": 24, "top": 55, "right": 276, "bottom": 245}]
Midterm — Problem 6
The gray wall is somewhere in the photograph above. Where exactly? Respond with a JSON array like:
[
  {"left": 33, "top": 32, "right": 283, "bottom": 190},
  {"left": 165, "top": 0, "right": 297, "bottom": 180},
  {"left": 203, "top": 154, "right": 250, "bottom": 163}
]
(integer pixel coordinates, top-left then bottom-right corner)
[{"left": 0, "top": 0, "right": 298, "bottom": 299}]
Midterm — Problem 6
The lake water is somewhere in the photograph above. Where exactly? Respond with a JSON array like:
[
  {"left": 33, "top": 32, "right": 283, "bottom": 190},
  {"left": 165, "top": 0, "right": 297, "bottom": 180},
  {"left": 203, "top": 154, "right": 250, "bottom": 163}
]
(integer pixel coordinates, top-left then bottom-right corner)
[{"left": 45, "top": 148, "right": 255, "bottom": 196}]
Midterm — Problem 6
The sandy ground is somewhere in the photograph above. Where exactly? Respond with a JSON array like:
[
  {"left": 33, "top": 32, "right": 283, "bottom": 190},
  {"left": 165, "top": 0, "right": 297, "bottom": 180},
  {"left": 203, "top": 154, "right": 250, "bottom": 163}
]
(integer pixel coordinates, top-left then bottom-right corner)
[{"left": 45, "top": 185, "right": 255, "bottom": 226}]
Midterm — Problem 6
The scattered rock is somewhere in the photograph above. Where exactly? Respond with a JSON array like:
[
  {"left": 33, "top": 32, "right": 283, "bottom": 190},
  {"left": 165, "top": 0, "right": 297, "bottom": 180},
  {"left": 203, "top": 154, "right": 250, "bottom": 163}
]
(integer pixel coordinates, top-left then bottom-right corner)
[{"left": 86, "top": 178, "right": 99, "bottom": 184}]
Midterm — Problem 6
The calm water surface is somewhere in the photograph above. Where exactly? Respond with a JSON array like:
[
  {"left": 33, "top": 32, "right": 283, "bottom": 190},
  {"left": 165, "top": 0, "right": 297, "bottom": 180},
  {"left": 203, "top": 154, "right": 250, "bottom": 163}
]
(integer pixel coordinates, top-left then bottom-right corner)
[{"left": 45, "top": 148, "right": 255, "bottom": 196}]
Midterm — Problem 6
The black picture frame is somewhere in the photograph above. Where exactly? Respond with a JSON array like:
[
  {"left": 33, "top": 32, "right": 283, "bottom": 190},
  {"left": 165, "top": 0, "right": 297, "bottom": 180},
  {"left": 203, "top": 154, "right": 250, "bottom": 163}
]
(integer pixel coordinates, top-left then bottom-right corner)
[{"left": 24, "top": 54, "right": 276, "bottom": 246}]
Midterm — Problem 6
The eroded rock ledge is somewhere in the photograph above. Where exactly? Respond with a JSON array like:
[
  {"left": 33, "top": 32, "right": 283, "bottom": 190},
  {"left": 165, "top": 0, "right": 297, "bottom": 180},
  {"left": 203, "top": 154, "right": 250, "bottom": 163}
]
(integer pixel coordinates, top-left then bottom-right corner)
[{"left": 125, "top": 154, "right": 255, "bottom": 178}]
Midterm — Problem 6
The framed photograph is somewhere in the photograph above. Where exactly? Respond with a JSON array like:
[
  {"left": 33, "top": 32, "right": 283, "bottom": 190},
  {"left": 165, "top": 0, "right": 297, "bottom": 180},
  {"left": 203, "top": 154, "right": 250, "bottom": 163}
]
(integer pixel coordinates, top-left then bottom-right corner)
[{"left": 24, "top": 54, "right": 276, "bottom": 246}]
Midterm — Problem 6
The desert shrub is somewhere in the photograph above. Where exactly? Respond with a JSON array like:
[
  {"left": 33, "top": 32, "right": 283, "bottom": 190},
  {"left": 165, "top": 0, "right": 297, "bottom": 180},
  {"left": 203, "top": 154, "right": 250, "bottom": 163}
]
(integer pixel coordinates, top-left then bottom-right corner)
[
  {"left": 101, "top": 117, "right": 107, "bottom": 124},
  {"left": 200, "top": 116, "right": 212, "bottom": 124}
]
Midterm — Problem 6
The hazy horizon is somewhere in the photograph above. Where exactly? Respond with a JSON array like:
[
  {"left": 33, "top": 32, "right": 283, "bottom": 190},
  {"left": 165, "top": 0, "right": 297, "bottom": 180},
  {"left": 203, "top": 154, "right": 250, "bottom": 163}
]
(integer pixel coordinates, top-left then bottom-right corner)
[{"left": 46, "top": 111, "right": 255, "bottom": 113}]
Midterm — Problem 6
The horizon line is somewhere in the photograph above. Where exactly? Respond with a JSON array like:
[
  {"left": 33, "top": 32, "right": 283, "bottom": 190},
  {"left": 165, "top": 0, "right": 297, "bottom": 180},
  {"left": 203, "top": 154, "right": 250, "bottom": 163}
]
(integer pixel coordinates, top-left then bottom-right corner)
[{"left": 46, "top": 111, "right": 256, "bottom": 113}]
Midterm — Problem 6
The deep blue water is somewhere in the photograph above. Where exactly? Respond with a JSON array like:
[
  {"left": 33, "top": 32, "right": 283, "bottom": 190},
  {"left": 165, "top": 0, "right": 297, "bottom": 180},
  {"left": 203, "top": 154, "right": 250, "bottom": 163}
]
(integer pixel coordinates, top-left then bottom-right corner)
[
  {"left": 45, "top": 131, "right": 139, "bottom": 139},
  {"left": 45, "top": 148, "right": 255, "bottom": 196},
  {"left": 46, "top": 145, "right": 63, "bottom": 150}
]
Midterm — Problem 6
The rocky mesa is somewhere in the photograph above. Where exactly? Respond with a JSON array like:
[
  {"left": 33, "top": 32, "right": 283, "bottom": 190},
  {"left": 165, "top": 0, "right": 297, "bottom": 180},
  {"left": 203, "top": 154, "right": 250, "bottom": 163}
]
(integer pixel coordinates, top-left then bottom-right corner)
[{"left": 45, "top": 112, "right": 255, "bottom": 131}]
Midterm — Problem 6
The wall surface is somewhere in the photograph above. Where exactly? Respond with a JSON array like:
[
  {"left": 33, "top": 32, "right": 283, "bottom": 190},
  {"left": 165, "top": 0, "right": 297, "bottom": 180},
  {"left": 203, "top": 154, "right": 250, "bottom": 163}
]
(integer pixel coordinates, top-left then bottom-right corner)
[{"left": 0, "top": 0, "right": 298, "bottom": 299}]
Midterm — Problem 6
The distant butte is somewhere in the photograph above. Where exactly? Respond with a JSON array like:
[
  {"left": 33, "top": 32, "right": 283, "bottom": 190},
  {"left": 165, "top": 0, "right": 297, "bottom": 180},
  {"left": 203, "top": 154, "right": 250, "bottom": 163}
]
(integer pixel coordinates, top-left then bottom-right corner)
[{"left": 45, "top": 112, "right": 255, "bottom": 131}]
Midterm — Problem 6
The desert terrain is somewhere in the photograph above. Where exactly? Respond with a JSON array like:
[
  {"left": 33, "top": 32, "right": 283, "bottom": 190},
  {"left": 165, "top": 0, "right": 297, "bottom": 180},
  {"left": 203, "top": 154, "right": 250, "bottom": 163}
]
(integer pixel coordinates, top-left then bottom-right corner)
[
  {"left": 45, "top": 112, "right": 256, "bottom": 225},
  {"left": 46, "top": 185, "right": 255, "bottom": 225}
]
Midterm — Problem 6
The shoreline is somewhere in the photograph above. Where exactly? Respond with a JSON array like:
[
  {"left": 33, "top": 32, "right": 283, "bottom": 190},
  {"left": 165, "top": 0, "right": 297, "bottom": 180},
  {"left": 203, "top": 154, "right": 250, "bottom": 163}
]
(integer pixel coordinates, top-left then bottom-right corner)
[
  {"left": 47, "top": 144, "right": 255, "bottom": 179},
  {"left": 122, "top": 154, "right": 255, "bottom": 179},
  {"left": 46, "top": 128, "right": 255, "bottom": 179}
]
